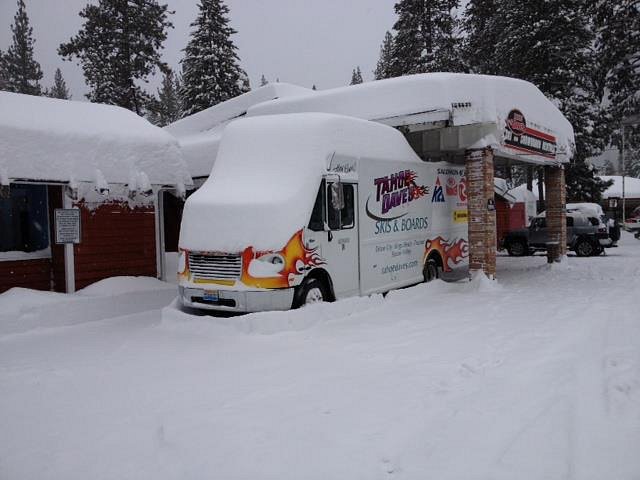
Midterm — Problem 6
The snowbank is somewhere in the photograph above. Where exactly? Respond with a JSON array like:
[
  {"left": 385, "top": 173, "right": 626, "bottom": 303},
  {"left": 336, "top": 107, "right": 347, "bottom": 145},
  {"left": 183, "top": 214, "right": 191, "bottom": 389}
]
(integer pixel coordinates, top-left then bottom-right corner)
[
  {"left": 247, "top": 73, "right": 575, "bottom": 164},
  {"left": 165, "top": 83, "right": 313, "bottom": 178},
  {"left": 2, "top": 233, "right": 640, "bottom": 479},
  {"left": 0, "top": 276, "right": 175, "bottom": 335},
  {"left": 179, "top": 113, "right": 422, "bottom": 252},
  {"left": 0, "top": 92, "right": 192, "bottom": 189}
]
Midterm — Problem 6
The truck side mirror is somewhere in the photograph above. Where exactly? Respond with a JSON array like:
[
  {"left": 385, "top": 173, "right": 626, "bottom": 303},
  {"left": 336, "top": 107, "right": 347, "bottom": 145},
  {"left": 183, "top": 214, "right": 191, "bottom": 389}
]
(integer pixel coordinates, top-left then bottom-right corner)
[{"left": 330, "top": 182, "right": 344, "bottom": 210}]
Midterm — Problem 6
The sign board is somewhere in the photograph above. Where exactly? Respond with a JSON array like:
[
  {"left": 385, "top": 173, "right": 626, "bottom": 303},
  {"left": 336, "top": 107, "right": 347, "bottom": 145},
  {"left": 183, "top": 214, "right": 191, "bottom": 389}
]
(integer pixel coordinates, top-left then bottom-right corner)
[
  {"left": 503, "top": 109, "right": 557, "bottom": 159},
  {"left": 55, "top": 208, "right": 81, "bottom": 244}
]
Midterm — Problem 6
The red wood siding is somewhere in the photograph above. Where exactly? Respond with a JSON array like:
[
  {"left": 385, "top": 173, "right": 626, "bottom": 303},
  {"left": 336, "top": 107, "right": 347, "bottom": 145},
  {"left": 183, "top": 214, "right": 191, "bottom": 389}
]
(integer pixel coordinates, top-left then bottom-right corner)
[
  {"left": 0, "top": 259, "right": 52, "bottom": 293},
  {"left": 73, "top": 202, "right": 157, "bottom": 290}
]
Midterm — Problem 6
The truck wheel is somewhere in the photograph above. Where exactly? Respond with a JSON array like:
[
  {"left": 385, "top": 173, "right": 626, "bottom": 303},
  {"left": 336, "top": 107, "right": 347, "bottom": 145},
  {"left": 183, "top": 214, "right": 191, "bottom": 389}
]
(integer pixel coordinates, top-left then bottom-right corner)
[
  {"left": 294, "top": 278, "right": 328, "bottom": 307},
  {"left": 507, "top": 239, "right": 528, "bottom": 256},
  {"left": 423, "top": 258, "right": 439, "bottom": 282},
  {"left": 574, "top": 238, "right": 595, "bottom": 257}
]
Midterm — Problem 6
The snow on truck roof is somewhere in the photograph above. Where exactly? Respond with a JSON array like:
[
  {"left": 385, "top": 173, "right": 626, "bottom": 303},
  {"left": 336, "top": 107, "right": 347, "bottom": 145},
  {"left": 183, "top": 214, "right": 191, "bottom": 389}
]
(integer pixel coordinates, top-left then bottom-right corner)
[
  {"left": 0, "top": 92, "right": 192, "bottom": 189},
  {"left": 247, "top": 73, "right": 575, "bottom": 165},
  {"left": 179, "top": 113, "right": 421, "bottom": 252},
  {"left": 165, "top": 83, "right": 313, "bottom": 178}
]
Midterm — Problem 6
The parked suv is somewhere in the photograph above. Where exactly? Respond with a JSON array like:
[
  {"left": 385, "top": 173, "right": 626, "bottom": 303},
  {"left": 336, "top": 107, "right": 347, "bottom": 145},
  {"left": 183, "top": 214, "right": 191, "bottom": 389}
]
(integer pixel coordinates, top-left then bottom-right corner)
[{"left": 503, "top": 212, "right": 608, "bottom": 257}]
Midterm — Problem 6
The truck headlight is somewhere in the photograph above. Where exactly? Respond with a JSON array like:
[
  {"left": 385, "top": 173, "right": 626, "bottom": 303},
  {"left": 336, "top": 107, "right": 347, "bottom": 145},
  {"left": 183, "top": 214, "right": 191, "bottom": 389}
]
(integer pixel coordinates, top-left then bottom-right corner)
[
  {"left": 177, "top": 250, "right": 187, "bottom": 275},
  {"left": 248, "top": 253, "right": 285, "bottom": 277}
]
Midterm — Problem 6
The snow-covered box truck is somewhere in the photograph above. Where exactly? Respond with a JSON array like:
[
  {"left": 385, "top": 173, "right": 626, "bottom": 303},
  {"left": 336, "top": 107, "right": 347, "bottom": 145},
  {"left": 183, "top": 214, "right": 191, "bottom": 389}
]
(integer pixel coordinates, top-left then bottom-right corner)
[{"left": 178, "top": 113, "right": 468, "bottom": 312}]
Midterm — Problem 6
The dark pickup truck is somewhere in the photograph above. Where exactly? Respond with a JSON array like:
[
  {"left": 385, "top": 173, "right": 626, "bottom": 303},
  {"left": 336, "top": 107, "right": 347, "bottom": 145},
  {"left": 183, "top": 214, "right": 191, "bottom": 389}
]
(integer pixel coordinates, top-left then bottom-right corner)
[{"left": 502, "top": 213, "right": 608, "bottom": 257}]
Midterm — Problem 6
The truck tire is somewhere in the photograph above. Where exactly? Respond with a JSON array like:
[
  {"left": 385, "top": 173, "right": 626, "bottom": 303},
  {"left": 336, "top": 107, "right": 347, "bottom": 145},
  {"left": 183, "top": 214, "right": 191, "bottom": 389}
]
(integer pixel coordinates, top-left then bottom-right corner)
[
  {"left": 294, "top": 278, "right": 329, "bottom": 308},
  {"left": 574, "top": 238, "right": 595, "bottom": 257},
  {"left": 423, "top": 258, "right": 439, "bottom": 282},
  {"left": 507, "top": 239, "right": 528, "bottom": 256}
]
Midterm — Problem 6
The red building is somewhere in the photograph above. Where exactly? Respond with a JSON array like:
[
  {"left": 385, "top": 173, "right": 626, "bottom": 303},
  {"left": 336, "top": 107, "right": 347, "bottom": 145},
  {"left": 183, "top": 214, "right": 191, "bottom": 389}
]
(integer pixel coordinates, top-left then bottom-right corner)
[{"left": 0, "top": 92, "right": 192, "bottom": 294}]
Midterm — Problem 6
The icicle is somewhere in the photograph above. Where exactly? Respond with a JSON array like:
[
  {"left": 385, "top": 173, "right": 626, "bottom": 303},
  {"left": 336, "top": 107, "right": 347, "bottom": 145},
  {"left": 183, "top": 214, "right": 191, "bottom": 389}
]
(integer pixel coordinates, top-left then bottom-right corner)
[
  {"left": 94, "top": 169, "right": 109, "bottom": 196},
  {"left": 138, "top": 172, "right": 153, "bottom": 197}
]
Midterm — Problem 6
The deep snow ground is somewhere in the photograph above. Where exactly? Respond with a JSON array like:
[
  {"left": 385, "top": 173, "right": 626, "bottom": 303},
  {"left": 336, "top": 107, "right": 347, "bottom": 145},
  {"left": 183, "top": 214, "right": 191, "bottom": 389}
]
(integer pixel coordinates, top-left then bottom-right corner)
[{"left": 1, "top": 235, "right": 639, "bottom": 480}]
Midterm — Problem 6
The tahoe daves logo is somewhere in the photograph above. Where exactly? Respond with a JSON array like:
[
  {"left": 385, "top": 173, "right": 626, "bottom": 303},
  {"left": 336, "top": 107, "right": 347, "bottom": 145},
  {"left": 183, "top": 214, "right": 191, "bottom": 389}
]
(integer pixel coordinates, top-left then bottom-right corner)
[{"left": 366, "top": 169, "right": 429, "bottom": 221}]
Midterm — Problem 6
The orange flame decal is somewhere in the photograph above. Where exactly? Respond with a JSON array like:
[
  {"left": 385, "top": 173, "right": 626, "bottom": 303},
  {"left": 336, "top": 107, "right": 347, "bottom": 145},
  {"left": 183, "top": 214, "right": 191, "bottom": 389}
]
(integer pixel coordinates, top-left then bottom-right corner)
[
  {"left": 424, "top": 236, "right": 469, "bottom": 272},
  {"left": 241, "top": 230, "right": 325, "bottom": 289}
]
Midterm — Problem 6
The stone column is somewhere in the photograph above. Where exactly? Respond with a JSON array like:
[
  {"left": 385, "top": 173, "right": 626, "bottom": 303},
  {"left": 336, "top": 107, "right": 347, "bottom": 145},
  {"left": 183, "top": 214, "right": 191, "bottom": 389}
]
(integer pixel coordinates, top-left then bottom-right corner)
[
  {"left": 544, "top": 166, "right": 567, "bottom": 263},
  {"left": 465, "top": 148, "right": 497, "bottom": 279}
]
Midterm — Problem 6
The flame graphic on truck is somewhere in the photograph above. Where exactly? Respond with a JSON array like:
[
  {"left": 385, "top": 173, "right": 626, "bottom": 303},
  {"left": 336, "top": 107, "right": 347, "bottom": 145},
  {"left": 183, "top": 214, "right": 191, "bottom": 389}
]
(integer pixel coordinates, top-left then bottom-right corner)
[
  {"left": 241, "top": 230, "right": 325, "bottom": 289},
  {"left": 424, "top": 236, "right": 469, "bottom": 272}
]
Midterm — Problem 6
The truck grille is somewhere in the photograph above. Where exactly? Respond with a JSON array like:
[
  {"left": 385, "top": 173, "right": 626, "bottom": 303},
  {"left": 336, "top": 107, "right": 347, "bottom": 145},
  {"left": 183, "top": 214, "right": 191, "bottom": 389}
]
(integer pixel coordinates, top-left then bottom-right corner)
[{"left": 188, "top": 253, "right": 242, "bottom": 280}]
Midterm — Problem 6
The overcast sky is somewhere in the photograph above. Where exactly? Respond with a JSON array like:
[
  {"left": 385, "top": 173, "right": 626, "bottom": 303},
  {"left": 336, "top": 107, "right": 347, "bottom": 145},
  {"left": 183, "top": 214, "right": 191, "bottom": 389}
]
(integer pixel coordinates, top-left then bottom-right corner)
[{"left": 0, "top": 0, "right": 399, "bottom": 99}]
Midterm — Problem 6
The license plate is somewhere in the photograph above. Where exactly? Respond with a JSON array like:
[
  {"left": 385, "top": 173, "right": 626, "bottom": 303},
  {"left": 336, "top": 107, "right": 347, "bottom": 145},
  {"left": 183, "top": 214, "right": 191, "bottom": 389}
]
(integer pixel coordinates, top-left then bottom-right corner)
[{"left": 203, "top": 290, "right": 219, "bottom": 301}]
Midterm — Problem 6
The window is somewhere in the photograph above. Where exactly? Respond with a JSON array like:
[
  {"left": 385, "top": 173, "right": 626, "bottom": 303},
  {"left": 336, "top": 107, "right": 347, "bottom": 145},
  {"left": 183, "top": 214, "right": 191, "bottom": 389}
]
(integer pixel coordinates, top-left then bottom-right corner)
[
  {"left": 327, "top": 182, "right": 355, "bottom": 230},
  {"left": 531, "top": 217, "right": 546, "bottom": 229},
  {"left": 0, "top": 184, "right": 50, "bottom": 254},
  {"left": 567, "top": 216, "right": 575, "bottom": 227},
  {"left": 308, "top": 182, "right": 325, "bottom": 231}
]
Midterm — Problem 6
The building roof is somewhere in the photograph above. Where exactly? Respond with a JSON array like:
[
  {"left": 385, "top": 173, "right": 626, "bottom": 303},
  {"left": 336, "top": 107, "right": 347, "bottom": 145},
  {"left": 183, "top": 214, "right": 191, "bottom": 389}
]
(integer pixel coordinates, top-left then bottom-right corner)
[
  {"left": 248, "top": 73, "right": 575, "bottom": 165},
  {"left": 0, "top": 92, "right": 192, "bottom": 191},
  {"left": 165, "top": 83, "right": 313, "bottom": 178}
]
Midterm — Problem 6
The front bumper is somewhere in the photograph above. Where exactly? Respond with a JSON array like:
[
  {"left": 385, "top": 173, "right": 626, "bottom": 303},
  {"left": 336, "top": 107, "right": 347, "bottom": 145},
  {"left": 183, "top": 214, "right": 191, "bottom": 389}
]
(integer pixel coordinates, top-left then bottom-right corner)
[{"left": 179, "top": 286, "right": 295, "bottom": 313}]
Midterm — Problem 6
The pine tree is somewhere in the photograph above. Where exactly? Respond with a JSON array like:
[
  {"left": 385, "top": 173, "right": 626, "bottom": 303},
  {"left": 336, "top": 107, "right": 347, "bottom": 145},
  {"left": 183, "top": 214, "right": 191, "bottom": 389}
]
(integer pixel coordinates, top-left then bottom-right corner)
[
  {"left": 47, "top": 68, "right": 71, "bottom": 99},
  {"left": 148, "top": 69, "right": 182, "bottom": 126},
  {"left": 462, "top": 0, "right": 503, "bottom": 74},
  {"left": 260, "top": 74, "right": 268, "bottom": 86},
  {"left": 565, "top": 162, "right": 613, "bottom": 203},
  {"left": 59, "top": 0, "right": 172, "bottom": 115},
  {"left": 0, "top": 50, "right": 7, "bottom": 90},
  {"left": 180, "top": 0, "right": 249, "bottom": 117},
  {"left": 390, "top": 0, "right": 464, "bottom": 76},
  {"left": 350, "top": 66, "right": 363, "bottom": 85},
  {"left": 3, "top": 0, "right": 43, "bottom": 95},
  {"left": 374, "top": 31, "right": 395, "bottom": 80},
  {"left": 595, "top": 0, "right": 640, "bottom": 170},
  {"left": 481, "top": 0, "right": 611, "bottom": 201}
]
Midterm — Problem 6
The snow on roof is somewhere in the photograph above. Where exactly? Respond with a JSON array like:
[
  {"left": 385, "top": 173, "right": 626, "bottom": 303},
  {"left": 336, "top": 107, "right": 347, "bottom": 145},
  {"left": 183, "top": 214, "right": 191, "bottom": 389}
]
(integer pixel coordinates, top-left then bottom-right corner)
[
  {"left": 179, "top": 113, "right": 422, "bottom": 252},
  {"left": 0, "top": 92, "right": 192, "bottom": 189},
  {"left": 247, "top": 73, "right": 575, "bottom": 165},
  {"left": 165, "top": 83, "right": 313, "bottom": 178},
  {"left": 512, "top": 175, "right": 640, "bottom": 201},
  {"left": 598, "top": 175, "right": 640, "bottom": 198}
]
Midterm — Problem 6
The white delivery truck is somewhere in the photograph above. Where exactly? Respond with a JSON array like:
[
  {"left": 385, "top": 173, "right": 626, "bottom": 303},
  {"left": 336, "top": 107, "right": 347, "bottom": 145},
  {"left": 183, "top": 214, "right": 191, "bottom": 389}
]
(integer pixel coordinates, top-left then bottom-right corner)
[{"left": 178, "top": 113, "right": 469, "bottom": 312}]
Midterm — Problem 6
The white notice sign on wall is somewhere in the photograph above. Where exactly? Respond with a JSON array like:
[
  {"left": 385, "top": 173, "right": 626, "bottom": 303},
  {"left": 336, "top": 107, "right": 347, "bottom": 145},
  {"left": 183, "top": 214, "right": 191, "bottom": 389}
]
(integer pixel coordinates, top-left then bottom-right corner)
[{"left": 55, "top": 208, "right": 81, "bottom": 244}]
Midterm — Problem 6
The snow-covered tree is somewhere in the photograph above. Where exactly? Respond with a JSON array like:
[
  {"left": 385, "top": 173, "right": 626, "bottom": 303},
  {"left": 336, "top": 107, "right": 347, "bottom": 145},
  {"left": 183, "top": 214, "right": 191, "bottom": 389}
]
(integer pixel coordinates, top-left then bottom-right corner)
[
  {"left": 594, "top": 0, "right": 640, "bottom": 171},
  {"left": 484, "top": 0, "right": 610, "bottom": 201},
  {"left": 565, "top": 162, "right": 613, "bottom": 203},
  {"left": 462, "top": 0, "right": 503, "bottom": 74},
  {"left": 148, "top": 69, "right": 182, "bottom": 126},
  {"left": 350, "top": 66, "right": 363, "bottom": 85},
  {"left": 0, "top": 51, "right": 7, "bottom": 90},
  {"left": 180, "top": 0, "right": 249, "bottom": 117},
  {"left": 374, "top": 31, "right": 395, "bottom": 80},
  {"left": 59, "top": 0, "right": 172, "bottom": 114},
  {"left": 260, "top": 74, "right": 268, "bottom": 86},
  {"left": 47, "top": 68, "right": 71, "bottom": 99},
  {"left": 390, "top": 0, "right": 464, "bottom": 76},
  {"left": 3, "top": 0, "right": 42, "bottom": 95}
]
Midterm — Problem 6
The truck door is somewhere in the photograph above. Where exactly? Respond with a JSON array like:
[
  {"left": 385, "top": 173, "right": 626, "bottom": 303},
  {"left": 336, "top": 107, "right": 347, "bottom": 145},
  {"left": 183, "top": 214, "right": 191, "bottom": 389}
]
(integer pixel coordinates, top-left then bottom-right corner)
[
  {"left": 529, "top": 217, "right": 547, "bottom": 247},
  {"left": 325, "top": 181, "right": 359, "bottom": 297},
  {"left": 306, "top": 180, "right": 359, "bottom": 298}
]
